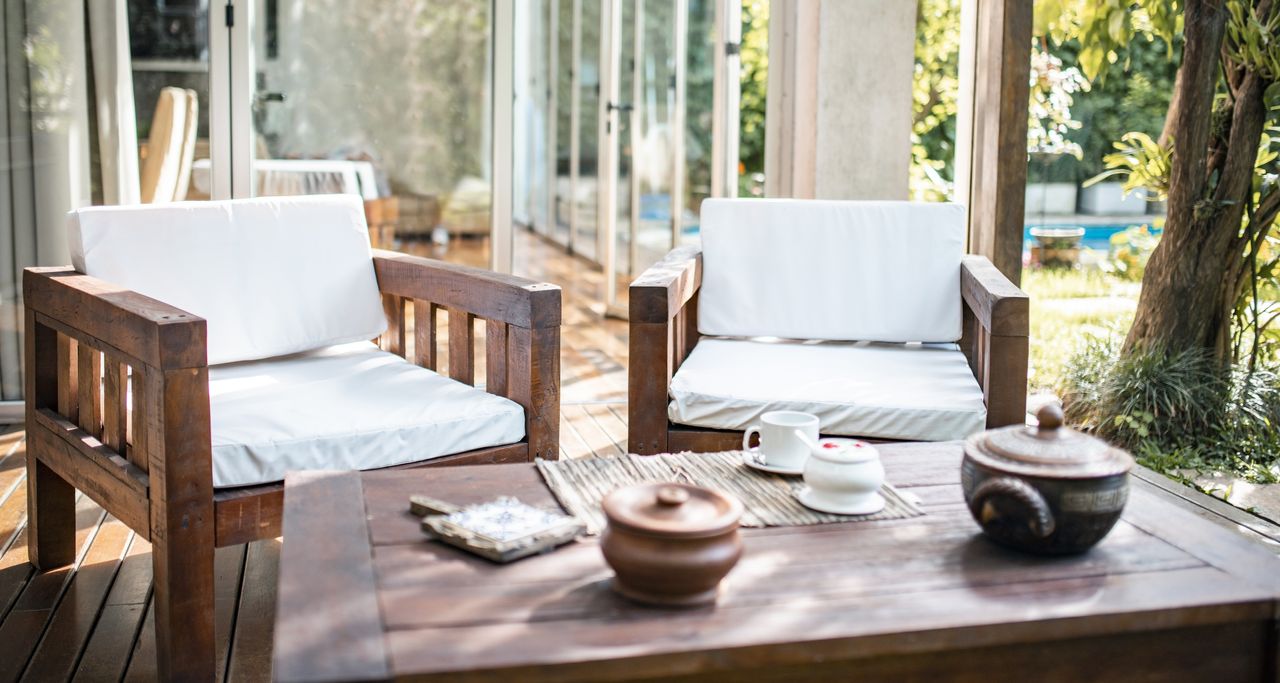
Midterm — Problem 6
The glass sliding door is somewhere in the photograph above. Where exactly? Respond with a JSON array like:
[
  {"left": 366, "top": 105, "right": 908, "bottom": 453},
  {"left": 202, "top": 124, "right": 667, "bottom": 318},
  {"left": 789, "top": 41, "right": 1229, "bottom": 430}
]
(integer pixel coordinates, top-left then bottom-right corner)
[
  {"left": 0, "top": 0, "right": 222, "bottom": 412},
  {"left": 635, "top": 0, "right": 680, "bottom": 271},
  {"left": 608, "top": 0, "right": 679, "bottom": 281},
  {"left": 682, "top": 0, "right": 716, "bottom": 241},
  {"left": 574, "top": 0, "right": 602, "bottom": 261},
  {"left": 243, "top": 0, "right": 494, "bottom": 254},
  {"left": 611, "top": 0, "right": 637, "bottom": 281},
  {"left": 569, "top": 0, "right": 738, "bottom": 315},
  {"left": 129, "top": 0, "right": 214, "bottom": 202},
  {"left": 553, "top": 0, "right": 575, "bottom": 248}
]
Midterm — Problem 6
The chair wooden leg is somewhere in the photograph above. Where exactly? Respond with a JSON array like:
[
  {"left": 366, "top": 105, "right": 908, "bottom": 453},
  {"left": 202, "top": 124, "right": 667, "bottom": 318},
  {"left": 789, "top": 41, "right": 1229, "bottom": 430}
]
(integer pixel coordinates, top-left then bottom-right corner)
[
  {"left": 143, "top": 365, "right": 217, "bottom": 680},
  {"left": 26, "top": 455, "right": 76, "bottom": 569},
  {"left": 151, "top": 533, "right": 216, "bottom": 681}
]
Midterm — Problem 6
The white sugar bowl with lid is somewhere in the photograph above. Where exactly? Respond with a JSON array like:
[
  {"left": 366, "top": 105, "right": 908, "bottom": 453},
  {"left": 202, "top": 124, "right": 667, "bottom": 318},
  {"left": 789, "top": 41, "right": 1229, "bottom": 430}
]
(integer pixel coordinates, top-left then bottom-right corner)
[{"left": 794, "top": 432, "right": 886, "bottom": 515}]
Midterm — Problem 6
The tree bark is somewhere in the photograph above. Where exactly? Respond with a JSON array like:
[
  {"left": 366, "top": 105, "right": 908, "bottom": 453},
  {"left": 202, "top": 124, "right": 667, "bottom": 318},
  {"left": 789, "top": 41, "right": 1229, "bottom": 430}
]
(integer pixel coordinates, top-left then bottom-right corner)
[{"left": 1121, "top": 0, "right": 1271, "bottom": 362}]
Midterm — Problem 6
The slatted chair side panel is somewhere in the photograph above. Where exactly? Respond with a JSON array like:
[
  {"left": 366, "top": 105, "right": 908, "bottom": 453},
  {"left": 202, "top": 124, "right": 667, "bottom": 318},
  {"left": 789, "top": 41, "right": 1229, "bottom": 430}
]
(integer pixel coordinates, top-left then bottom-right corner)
[
  {"left": 960, "top": 305, "right": 980, "bottom": 376},
  {"left": 53, "top": 329, "right": 139, "bottom": 458},
  {"left": 447, "top": 307, "right": 476, "bottom": 386},
  {"left": 127, "top": 365, "right": 149, "bottom": 473},
  {"left": 676, "top": 292, "right": 700, "bottom": 368},
  {"left": 381, "top": 294, "right": 408, "bottom": 358},
  {"left": 56, "top": 332, "right": 79, "bottom": 423},
  {"left": 102, "top": 356, "right": 130, "bottom": 455},
  {"left": 485, "top": 318, "right": 509, "bottom": 398},
  {"left": 975, "top": 326, "right": 991, "bottom": 393},
  {"left": 413, "top": 299, "right": 439, "bottom": 371},
  {"left": 76, "top": 343, "right": 103, "bottom": 437}
]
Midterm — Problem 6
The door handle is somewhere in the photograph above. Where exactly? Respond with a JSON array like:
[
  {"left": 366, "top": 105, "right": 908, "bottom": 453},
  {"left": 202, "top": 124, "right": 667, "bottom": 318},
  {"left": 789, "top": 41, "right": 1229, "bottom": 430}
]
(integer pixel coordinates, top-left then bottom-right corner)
[{"left": 606, "top": 101, "right": 633, "bottom": 113}]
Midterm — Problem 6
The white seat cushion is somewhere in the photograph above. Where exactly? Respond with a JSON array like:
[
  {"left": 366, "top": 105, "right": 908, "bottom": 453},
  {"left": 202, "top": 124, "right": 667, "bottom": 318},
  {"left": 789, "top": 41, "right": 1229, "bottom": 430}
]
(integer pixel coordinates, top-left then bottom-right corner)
[
  {"left": 68, "top": 195, "right": 387, "bottom": 365},
  {"left": 668, "top": 338, "right": 986, "bottom": 442},
  {"left": 209, "top": 342, "right": 525, "bottom": 488},
  {"left": 698, "top": 199, "right": 965, "bottom": 343}
]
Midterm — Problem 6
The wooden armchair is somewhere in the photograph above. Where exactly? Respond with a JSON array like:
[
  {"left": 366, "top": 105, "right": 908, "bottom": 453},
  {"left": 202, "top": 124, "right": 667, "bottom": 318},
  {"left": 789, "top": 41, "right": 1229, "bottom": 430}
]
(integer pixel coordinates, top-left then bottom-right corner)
[
  {"left": 24, "top": 198, "right": 559, "bottom": 680},
  {"left": 629, "top": 200, "right": 1029, "bottom": 455}
]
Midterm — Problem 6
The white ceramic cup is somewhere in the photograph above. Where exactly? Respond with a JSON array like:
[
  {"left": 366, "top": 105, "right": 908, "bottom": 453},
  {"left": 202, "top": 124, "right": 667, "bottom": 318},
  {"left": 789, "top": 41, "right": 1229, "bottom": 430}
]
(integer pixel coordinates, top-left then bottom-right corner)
[{"left": 743, "top": 411, "right": 819, "bottom": 470}]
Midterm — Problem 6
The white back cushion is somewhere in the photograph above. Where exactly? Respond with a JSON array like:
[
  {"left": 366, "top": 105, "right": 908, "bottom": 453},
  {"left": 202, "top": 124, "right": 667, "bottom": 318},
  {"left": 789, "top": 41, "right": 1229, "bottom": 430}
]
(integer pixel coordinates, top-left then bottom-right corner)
[
  {"left": 698, "top": 199, "right": 965, "bottom": 343},
  {"left": 68, "top": 195, "right": 387, "bottom": 365}
]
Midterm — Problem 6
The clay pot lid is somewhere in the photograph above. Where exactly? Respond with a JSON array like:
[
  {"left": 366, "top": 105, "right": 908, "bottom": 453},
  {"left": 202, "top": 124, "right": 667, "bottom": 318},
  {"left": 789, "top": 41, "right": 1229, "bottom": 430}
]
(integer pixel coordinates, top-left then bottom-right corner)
[
  {"left": 603, "top": 483, "right": 743, "bottom": 539},
  {"left": 967, "top": 403, "right": 1134, "bottom": 479}
]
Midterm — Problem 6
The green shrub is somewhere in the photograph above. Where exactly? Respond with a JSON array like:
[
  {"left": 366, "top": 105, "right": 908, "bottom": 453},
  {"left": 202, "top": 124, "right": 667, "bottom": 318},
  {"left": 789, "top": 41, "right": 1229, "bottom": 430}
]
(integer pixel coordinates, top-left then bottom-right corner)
[
  {"left": 1059, "top": 337, "right": 1280, "bottom": 483},
  {"left": 1105, "top": 224, "right": 1161, "bottom": 281}
]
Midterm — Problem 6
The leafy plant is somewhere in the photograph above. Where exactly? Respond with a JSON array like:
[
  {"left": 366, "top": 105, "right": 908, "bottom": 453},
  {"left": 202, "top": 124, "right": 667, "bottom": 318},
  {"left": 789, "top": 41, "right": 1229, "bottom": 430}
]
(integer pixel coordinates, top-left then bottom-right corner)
[
  {"left": 910, "top": 0, "right": 963, "bottom": 200},
  {"left": 1060, "top": 336, "right": 1280, "bottom": 483},
  {"left": 1225, "top": 1, "right": 1280, "bottom": 80},
  {"left": 738, "top": 0, "right": 769, "bottom": 185},
  {"left": 1085, "top": 131, "right": 1172, "bottom": 199},
  {"left": 1027, "top": 48, "right": 1087, "bottom": 158},
  {"left": 1105, "top": 223, "right": 1161, "bottom": 281}
]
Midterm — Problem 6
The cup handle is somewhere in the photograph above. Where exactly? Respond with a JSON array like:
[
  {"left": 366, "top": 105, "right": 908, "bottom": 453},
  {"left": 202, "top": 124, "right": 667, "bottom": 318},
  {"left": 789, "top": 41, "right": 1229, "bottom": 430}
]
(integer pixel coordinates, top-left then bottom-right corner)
[{"left": 743, "top": 425, "right": 761, "bottom": 452}]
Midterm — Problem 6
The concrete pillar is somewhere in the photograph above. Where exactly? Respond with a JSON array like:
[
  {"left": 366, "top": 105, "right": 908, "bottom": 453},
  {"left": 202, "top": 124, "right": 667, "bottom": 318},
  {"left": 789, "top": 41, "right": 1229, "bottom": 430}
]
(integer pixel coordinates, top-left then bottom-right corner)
[{"left": 764, "top": 0, "right": 917, "bottom": 200}]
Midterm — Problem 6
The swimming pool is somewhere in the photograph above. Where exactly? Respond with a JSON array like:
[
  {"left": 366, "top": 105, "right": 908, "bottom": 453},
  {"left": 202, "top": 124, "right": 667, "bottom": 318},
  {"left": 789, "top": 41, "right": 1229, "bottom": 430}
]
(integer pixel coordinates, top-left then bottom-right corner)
[{"left": 1023, "top": 223, "right": 1159, "bottom": 252}]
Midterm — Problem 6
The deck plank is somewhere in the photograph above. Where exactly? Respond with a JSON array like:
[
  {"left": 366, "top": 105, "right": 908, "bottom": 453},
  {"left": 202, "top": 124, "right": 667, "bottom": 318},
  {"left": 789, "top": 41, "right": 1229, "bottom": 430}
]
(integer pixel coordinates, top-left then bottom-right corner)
[
  {"left": 215, "top": 545, "right": 249, "bottom": 682},
  {"left": 73, "top": 536, "right": 153, "bottom": 682},
  {"left": 0, "top": 528, "right": 33, "bottom": 625},
  {"left": 23, "top": 517, "right": 133, "bottom": 681},
  {"left": 0, "top": 438, "right": 30, "bottom": 557},
  {"left": 0, "top": 495, "right": 104, "bottom": 682},
  {"left": 122, "top": 601, "right": 156, "bottom": 682},
  {"left": 1133, "top": 466, "right": 1280, "bottom": 551},
  {"left": 559, "top": 410, "right": 596, "bottom": 460},
  {"left": 565, "top": 405, "right": 624, "bottom": 458},
  {"left": 226, "top": 539, "right": 280, "bottom": 683},
  {"left": 585, "top": 404, "right": 628, "bottom": 455}
]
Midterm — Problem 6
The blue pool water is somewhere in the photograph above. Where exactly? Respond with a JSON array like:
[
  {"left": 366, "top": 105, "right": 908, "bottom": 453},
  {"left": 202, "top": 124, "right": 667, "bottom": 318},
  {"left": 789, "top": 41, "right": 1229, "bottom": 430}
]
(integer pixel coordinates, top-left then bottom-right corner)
[{"left": 1024, "top": 223, "right": 1159, "bottom": 252}]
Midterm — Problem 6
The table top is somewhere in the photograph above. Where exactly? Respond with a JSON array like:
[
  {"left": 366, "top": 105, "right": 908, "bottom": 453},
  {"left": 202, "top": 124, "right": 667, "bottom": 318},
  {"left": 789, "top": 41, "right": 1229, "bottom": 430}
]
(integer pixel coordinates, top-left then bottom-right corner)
[{"left": 273, "top": 442, "right": 1280, "bottom": 682}]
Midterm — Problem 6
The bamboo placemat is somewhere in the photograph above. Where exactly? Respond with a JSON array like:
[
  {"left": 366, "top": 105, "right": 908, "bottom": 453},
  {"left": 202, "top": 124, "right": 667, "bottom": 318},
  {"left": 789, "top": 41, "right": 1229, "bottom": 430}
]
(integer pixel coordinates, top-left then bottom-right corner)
[{"left": 535, "top": 451, "right": 924, "bottom": 535}]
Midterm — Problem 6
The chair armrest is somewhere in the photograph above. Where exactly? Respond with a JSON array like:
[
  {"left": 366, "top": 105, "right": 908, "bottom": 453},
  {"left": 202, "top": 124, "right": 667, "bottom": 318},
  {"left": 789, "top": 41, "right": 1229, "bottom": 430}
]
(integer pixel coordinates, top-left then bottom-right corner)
[
  {"left": 372, "top": 249, "right": 560, "bottom": 329},
  {"left": 372, "top": 250, "right": 561, "bottom": 460},
  {"left": 24, "top": 267, "right": 207, "bottom": 370},
  {"left": 959, "top": 256, "right": 1029, "bottom": 429},
  {"left": 630, "top": 245, "right": 702, "bottom": 323},
  {"left": 961, "top": 255, "right": 1028, "bottom": 336},
  {"left": 628, "top": 245, "right": 702, "bottom": 455},
  {"left": 24, "top": 267, "right": 214, "bottom": 546}
]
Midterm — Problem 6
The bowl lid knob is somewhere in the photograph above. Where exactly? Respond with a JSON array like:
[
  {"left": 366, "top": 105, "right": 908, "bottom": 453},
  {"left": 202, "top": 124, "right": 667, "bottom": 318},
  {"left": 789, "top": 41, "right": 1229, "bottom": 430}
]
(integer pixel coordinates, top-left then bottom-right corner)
[
  {"left": 656, "top": 486, "right": 690, "bottom": 507},
  {"left": 1036, "top": 403, "right": 1065, "bottom": 434}
]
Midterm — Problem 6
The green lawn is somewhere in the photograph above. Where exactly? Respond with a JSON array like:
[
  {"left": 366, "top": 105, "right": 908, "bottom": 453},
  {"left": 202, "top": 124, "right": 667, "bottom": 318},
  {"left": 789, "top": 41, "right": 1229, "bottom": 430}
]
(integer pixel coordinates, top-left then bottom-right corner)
[{"left": 1021, "top": 267, "right": 1141, "bottom": 393}]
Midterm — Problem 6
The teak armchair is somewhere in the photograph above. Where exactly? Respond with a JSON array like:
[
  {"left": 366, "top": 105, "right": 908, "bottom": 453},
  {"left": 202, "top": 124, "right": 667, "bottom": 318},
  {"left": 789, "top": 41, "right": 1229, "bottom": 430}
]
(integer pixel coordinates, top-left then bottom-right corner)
[
  {"left": 24, "top": 198, "right": 560, "bottom": 680},
  {"left": 628, "top": 199, "right": 1029, "bottom": 455}
]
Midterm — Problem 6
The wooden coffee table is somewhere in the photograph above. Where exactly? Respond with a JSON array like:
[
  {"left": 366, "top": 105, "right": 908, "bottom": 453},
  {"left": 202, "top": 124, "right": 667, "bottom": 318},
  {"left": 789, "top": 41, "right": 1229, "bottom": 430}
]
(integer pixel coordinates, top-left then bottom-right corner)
[{"left": 272, "top": 442, "right": 1280, "bottom": 682}]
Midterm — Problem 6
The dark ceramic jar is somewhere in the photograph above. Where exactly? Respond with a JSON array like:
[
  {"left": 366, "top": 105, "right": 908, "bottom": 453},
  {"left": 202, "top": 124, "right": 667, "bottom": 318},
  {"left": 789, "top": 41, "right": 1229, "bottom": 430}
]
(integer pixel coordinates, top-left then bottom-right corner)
[
  {"left": 962, "top": 404, "right": 1134, "bottom": 555},
  {"left": 601, "top": 483, "right": 743, "bottom": 607}
]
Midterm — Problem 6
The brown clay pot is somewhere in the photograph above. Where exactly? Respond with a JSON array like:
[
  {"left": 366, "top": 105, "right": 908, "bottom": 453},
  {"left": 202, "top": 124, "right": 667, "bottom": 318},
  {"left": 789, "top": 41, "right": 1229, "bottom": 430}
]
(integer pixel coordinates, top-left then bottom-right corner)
[
  {"left": 962, "top": 403, "right": 1134, "bottom": 555},
  {"left": 601, "top": 483, "right": 743, "bottom": 607}
]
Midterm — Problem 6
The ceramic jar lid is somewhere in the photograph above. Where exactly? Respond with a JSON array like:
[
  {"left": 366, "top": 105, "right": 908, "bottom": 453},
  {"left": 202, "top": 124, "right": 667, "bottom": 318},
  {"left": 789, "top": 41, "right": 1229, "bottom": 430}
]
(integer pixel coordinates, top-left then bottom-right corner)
[
  {"left": 966, "top": 403, "right": 1134, "bottom": 479},
  {"left": 811, "top": 438, "right": 879, "bottom": 464},
  {"left": 603, "top": 483, "right": 742, "bottom": 539}
]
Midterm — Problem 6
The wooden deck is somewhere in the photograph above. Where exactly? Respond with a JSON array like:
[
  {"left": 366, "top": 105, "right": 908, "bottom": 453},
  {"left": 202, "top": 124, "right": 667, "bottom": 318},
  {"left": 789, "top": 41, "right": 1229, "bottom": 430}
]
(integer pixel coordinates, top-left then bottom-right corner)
[{"left": 0, "top": 230, "right": 1276, "bottom": 681}]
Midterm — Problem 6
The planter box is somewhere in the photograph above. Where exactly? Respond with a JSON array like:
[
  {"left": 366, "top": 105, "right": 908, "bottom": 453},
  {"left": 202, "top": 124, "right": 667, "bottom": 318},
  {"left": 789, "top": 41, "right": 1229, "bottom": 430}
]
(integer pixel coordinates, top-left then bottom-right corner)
[
  {"left": 1024, "top": 183, "right": 1078, "bottom": 216},
  {"left": 1080, "top": 182, "right": 1150, "bottom": 216}
]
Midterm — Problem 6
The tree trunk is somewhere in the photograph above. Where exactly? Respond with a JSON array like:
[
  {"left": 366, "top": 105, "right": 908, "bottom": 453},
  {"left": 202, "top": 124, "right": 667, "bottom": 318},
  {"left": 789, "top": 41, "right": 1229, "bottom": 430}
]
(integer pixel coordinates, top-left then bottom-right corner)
[{"left": 1121, "top": 0, "right": 1270, "bottom": 362}]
